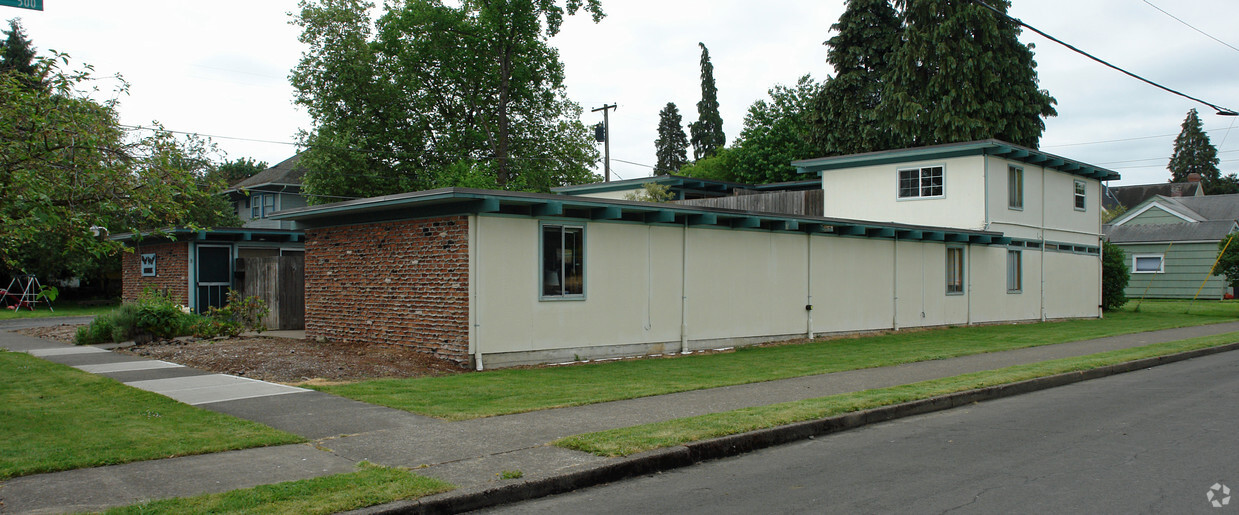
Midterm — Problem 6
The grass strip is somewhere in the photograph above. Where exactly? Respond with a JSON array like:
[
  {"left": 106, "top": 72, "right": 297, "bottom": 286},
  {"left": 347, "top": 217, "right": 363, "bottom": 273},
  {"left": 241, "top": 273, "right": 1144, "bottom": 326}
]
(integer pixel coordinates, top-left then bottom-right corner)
[
  {"left": 0, "top": 351, "right": 303, "bottom": 479},
  {"left": 101, "top": 462, "right": 454, "bottom": 515},
  {"left": 553, "top": 331, "right": 1239, "bottom": 457},
  {"left": 0, "top": 303, "right": 117, "bottom": 320},
  {"left": 316, "top": 300, "right": 1239, "bottom": 420}
]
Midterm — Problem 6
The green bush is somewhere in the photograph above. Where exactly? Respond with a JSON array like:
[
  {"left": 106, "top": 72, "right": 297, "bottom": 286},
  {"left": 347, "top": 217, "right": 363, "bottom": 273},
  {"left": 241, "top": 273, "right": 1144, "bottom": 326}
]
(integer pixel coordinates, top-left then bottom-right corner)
[
  {"left": 195, "top": 290, "right": 269, "bottom": 338},
  {"left": 74, "top": 289, "right": 269, "bottom": 344},
  {"left": 1102, "top": 241, "right": 1130, "bottom": 311}
]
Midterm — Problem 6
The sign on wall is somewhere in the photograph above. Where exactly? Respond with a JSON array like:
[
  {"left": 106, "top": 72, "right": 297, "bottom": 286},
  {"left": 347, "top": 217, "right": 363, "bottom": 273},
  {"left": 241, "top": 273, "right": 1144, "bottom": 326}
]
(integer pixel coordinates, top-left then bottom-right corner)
[{"left": 140, "top": 253, "right": 156, "bottom": 277}]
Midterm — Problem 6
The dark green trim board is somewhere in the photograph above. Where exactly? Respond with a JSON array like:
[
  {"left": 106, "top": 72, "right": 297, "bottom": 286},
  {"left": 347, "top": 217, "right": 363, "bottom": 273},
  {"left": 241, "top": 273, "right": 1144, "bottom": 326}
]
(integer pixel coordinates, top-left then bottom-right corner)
[
  {"left": 792, "top": 139, "right": 1120, "bottom": 181},
  {"left": 110, "top": 228, "right": 303, "bottom": 245}
]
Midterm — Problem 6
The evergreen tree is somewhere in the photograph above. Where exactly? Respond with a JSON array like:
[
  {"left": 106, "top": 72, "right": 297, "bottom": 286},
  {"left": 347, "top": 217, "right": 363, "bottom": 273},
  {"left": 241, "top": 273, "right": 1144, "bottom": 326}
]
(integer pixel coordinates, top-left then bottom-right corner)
[
  {"left": 654, "top": 102, "right": 689, "bottom": 174},
  {"left": 1, "top": 18, "right": 43, "bottom": 89},
  {"left": 808, "top": 0, "right": 901, "bottom": 156},
  {"left": 690, "top": 42, "right": 725, "bottom": 160},
  {"left": 881, "top": 0, "right": 1056, "bottom": 148},
  {"left": 1168, "top": 108, "right": 1221, "bottom": 186}
]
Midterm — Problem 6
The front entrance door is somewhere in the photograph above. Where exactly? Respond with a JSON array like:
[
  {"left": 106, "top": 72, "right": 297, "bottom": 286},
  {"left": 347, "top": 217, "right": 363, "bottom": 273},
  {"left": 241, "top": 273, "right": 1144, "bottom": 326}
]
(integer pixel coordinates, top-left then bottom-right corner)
[{"left": 196, "top": 245, "right": 232, "bottom": 313}]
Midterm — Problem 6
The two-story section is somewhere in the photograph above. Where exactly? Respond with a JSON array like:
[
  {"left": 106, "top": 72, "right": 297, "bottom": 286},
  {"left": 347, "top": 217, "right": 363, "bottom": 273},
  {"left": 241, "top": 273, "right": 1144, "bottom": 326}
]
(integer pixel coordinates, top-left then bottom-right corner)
[
  {"left": 793, "top": 140, "right": 1119, "bottom": 320},
  {"left": 224, "top": 154, "right": 309, "bottom": 230}
]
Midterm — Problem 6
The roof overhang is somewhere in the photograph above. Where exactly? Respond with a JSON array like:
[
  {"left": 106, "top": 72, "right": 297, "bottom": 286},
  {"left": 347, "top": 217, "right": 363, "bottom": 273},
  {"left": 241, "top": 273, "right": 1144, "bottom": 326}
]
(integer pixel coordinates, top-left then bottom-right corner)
[
  {"left": 792, "top": 140, "right": 1121, "bottom": 181},
  {"left": 274, "top": 188, "right": 1005, "bottom": 244},
  {"left": 110, "top": 227, "right": 304, "bottom": 245}
]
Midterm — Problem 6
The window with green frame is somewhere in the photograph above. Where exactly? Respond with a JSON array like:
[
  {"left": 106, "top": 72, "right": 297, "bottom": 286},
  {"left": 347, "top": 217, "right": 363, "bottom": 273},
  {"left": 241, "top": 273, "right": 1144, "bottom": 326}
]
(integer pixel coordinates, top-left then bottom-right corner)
[{"left": 541, "top": 224, "right": 584, "bottom": 299}]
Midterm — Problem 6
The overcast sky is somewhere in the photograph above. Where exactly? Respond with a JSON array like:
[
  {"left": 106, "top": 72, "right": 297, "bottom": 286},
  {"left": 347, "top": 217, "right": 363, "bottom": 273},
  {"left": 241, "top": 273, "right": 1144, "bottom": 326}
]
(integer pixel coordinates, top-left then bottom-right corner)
[{"left": 10, "top": 0, "right": 1239, "bottom": 186}]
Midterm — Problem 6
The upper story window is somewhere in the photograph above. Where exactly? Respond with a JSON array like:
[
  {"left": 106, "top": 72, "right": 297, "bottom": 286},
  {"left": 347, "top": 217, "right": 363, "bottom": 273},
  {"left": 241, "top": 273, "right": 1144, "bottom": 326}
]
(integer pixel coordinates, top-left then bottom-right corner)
[
  {"left": 251, "top": 194, "right": 276, "bottom": 219},
  {"left": 1073, "top": 180, "right": 1086, "bottom": 211},
  {"left": 897, "top": 166, "right": 944, "bottom": 199},
  {"left": 541, "top": 223, "right": 585, "bottom": 300},
  {"left": 1008, "top": 166, "right": 1023, "bottom": 209}
]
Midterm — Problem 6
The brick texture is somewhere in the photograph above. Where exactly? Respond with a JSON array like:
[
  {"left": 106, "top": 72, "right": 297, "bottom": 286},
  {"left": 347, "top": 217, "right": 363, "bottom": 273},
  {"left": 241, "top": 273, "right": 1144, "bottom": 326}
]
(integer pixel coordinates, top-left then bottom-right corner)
[
  {"left": 305, "top": 216, "right": 470, "bottom": 366},
  {"left": 121, "top": 242, "right": 190, "bottom": 305}
]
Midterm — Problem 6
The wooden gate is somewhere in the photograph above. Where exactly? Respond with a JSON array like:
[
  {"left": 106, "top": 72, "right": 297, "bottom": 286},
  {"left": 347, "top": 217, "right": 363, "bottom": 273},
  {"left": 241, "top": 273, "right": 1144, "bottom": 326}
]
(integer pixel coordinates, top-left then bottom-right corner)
[{"left": 236, "top": 255, "right": 304, "bottom": 330}]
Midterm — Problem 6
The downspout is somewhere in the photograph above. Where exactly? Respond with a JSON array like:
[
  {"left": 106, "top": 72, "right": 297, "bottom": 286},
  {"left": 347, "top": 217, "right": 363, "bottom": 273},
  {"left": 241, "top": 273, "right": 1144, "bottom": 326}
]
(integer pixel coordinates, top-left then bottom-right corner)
[
  {"left": 806, "top": 231, "right": 813, "bottom": 339},
  {"left": 966, "top": 245, "right": 973, "bottom": 325},
  {"left": 1040, "top": 165, "right": 1047, "bottom": 321},
  {"left": 471, "top": 216, "right": 483, "bottom": 371},
  {"left": 680, "top": 220, "right": 689, "bottom": 354},
  {"left": 1098, "top": 185, "right": 1104, "bottom": 319},
  {"left": 892, "top": 234, "right": 899, "bottom": 330},
  {"left": 983, "top": 155, "right": 990, "bottom": 229}
]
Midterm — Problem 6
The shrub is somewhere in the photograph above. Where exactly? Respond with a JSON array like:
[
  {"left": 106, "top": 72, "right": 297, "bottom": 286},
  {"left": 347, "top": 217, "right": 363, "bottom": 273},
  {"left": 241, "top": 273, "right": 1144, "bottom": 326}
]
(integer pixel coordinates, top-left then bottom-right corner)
[
  {"left": 194, "top": 290, "right": 269, "bottom": 338},
  {"left": 1102, "top": 241, "right": 1130, "bottom": 311}
]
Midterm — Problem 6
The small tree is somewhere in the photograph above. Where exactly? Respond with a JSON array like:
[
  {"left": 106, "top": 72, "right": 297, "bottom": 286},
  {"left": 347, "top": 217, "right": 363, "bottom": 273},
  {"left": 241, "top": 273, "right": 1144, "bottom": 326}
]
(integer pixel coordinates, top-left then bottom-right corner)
[
  {"left": 623, "top": 182, "right": 674, "bottom": 202},
  {"left": 1101, "top": 241, "right": 1129, "bottom": 311},
  {"left": 654, "top": 102, "right": 689, "bottom": 174},
  {"left": 1213, "top": 232, "right": 1239, "bottom": 294}
]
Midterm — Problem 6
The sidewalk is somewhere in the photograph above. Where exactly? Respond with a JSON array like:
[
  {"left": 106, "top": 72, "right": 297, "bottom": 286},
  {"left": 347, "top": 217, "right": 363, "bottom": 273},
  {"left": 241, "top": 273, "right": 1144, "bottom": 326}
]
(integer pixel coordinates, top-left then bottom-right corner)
[{"left": 3, "top": 320, "right": 1239, "bottom": 513}]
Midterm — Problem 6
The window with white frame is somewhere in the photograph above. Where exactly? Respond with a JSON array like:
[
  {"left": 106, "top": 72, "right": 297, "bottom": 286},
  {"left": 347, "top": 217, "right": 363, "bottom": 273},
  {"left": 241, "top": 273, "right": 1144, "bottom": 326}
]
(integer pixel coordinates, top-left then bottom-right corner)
[
  {"left": 1007, "top": 250, "right": 1022, "bottom": 293},
  {"left": 1132, "top": 254, "right": 1164, "bottom": 274},
  {"left": 946, "top": 247, "right": 964, "bottom": 294},
  {"left": 541, "top": 223, "right": 585, "bottom": 299},
  {"left": 250, "top": 194, "right": 276, "bottom": 219},
  {"left": 1073, "top": 180, "right": 1086, "bottom": 211},
  {"left": 897, "top": 166, "right": 944, "bottom": 199},
  {"left": 1008, "top": 166, "right": 1024, "bottom": 209}
]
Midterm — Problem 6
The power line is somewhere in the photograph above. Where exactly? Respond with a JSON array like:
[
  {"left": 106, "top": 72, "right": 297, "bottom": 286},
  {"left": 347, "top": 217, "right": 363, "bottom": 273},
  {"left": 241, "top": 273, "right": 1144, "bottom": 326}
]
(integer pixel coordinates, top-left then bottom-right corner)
[
  {"left": 1143, "top": 0, "right": 1239, "bottom": 55},
  {"left": 1043, "top": 125, "right": 1239, "bottom": 149},
  {"left": 970, "top": 0, "right": 1238, "bottom": 116}
]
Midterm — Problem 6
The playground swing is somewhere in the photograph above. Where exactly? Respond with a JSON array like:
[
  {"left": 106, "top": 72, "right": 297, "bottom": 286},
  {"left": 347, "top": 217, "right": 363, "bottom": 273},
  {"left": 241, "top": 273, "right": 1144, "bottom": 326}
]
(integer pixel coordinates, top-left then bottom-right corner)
[{"left": 1, "top": 275, "right": 54, "bottom": 312}]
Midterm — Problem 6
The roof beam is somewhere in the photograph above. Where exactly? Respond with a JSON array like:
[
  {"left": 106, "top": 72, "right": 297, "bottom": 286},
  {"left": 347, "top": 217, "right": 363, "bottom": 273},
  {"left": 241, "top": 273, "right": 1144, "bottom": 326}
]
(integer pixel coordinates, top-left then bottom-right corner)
[
  {"left": 969, "top": 235, "right": 994, "bottom": 244},
  {"left": 837, "top": 225, "right": 866, "bottom": 236},
  {"left": 771, "top": 220, "right": 800, "bottom": 231},
  {"left": 532, "top": 201, "right": 563, "bottom": 217},
  {"left": 897, "top": 230, "right": 923, "bottom": 240},
  {"left": 591, "top": 206, "right": 622, "bottom": 220},
  {"left": 645, "top": 210, "right": 676, "bottom": 223},
  {"left": 688, "top": 213, "right": 717, "bottom": 226},
  {"left": 923, "top": 231, "right": 945, "bottom": 241},
  {"left": 867, "top": 227, "right": 896, "bottom": 238},
  {"left": 946, "top": 233, "right": 971, "bottom": 243},
  {"left": 731, "top": 217, "right": 762, "bottom": 229}
]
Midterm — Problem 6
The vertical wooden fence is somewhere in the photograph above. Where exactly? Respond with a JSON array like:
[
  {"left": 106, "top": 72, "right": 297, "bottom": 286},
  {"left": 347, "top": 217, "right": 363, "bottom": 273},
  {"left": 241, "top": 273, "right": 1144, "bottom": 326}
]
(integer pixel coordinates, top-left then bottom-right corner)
[{"left": 237, "top": 255, "right": 305, "bottom": 330}]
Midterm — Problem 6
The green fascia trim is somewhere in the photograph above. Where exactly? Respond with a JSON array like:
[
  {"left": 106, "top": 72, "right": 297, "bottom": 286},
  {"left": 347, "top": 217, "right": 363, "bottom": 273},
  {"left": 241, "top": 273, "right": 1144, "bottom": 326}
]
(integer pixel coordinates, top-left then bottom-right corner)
[
  {"left": 923, "top": 231, "right": 946, "bottom": 241},
  {"left": 793, "top": 140, "right": 1120, "bottom": 181},
  {"left": 994, "top": 237, "right": 1013, "bottom": 245},
  {"left": 771, "top": 220, "right": 800, "bottom": 231},
  {"left": 731, "top": 217, "right": 762, "bottom": 229},
  {"left": 867, "top": 227, "right": 896, "bottom": 238},
  {"left": 946, "top": 233, "right": 971, "bottom": 243},
  {"left": 688, "top": 213, "right": 718, "bottom": 226},
  {"left": 645, "top": 210, "right": 676, "bottom": 223},
  {"left": 969, "top": 235, "right": 994, "bottom": 244},
  {"left": 898, "top": 230, "right": 923, "bottom": 240},
  {"left": 837, "top": 225, "right": 866, "bottom": 236}
]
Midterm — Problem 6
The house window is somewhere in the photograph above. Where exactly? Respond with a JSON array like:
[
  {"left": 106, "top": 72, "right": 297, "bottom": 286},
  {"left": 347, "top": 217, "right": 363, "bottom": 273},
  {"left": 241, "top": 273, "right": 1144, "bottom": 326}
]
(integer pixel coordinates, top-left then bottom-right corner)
[
  {"left": 251, "top": 194, "right": 276, "bottom": 219},
  {"left": 541, "top": 224, "right": 585, "bottom": 299},
  {"left": 897, "top": 166, "right": 944, "bottom": 199},
  {"left": 1007, "top": 250, "right": 1022, "bottom": 293},
  {"left": 946, "top": 247, "right": 964, "bottom": 294},
  {"left": 1008, "top": 166, "right": 1023, "bottom": 209},
  {"left": 1073, "top": 180, "right": 1086, "bottom": 211},
  {"left": 1132, "top": 254, "right": 1164, "bottom": 274}
]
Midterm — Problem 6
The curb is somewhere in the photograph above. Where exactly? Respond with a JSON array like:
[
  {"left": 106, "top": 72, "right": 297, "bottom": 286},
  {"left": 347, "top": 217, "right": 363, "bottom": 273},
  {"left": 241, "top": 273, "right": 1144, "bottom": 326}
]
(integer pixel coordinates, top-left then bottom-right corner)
[{"left": 351, "top": 341, "right": 1239, "bottom": 514}]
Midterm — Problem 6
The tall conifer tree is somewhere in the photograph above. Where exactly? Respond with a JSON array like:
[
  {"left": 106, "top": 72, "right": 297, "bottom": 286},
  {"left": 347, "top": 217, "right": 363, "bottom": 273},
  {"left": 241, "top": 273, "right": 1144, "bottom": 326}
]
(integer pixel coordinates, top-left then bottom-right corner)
[
  {"left": 1168, "top": 108, "right": 1221, "bottom": 185},
  {"left": 1, "top": 18, "right": 42, "bottom": 89},
  {"left": 808, "top": 0, "right": 901, "bottom": 156},
  {"left": 881, "top": 0, "right": 1056, "bottom": 148},
  {"left": 654, "top": 102, "right": 689, "bottom": 174},
  {"left": 690, "top": 42, "right": 725, "bottom": 160}
]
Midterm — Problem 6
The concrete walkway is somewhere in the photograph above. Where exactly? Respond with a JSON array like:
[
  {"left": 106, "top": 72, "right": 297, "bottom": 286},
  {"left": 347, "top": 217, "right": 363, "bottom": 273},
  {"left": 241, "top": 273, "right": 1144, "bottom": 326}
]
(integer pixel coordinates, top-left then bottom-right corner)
[{"left": 3, "top": 320, "right": 1239, "bottom": 513}]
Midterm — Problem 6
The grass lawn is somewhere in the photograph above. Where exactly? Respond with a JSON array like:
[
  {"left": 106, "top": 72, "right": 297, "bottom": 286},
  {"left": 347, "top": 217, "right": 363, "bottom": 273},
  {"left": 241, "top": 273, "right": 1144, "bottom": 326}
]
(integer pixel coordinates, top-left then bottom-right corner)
[
  {"left": 0, "top": 350, "right": 303, "bottom": 479},
  {"left": 0, "top": 301, "right": 118, "bottom": 320},
  {"left": 314, "top": 300, "right": 1239, "bottom": 421},
  {"left": 101, "top": 462, "right": 454, "bottom": 515},
  {"left": 554, "top": 331, "right": 1239, "bottom": 457}
]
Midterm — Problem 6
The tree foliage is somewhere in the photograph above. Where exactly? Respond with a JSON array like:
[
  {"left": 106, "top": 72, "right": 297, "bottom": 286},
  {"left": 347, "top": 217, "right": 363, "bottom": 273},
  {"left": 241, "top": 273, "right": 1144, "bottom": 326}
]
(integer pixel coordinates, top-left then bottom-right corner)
[
  {"left": 654, "top": 102, "right": 689, "bottom": 174},
  {"left": 623, "top": 182, "right": 674, "bottom": 202},
  {"left": 808, "top": 0, "right": 901, "bottom": 156},
  {"left": 1, "top": 18, "right": 41, "bottom": 89},
  {"left": 291, "top": 0, "right": 603, "bottom": 201},
  {"left": 677, "top": 147, "right": 738, "bottom": 183},
  {"left": 1168, "top": 108, "right": 1221, "bottom": 187},
  {"left": 1101, "top": 241, "right": 1129, "bottom": 311},
  {"left": 689, "top": 42, "right": 725, "bottom": 160},
  {"left": 1214, "top": 232, "right": 1239, "bottom": 292},
  {"left": 728, "top": 75, "right": 822, "bottom": 184},
  {"left": 1, "top": 53, "right": 234, "bottom": 281},
  {"left": 210, "top": 157, "right": 268, "bottom": 187},
  {"left": 879, "top": 0, "right": 1056, "bottom": 149}
]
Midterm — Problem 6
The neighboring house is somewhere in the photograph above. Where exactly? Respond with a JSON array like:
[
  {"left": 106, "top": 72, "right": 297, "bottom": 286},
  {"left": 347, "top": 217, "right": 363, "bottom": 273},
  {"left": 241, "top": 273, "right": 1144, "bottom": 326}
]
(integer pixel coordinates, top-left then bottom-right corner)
[
  {"left": 224, "top": 154, "right": 309, "bottom": 230},
  {"left": 1105, "top": 193, "right": 1239, "bottom": 300},
  {"left": 272, "top": 139, "right": 1116, "bottom": 369},
  {"left": 1102, "top": 174, "right": 1204, "bottom": 212}
]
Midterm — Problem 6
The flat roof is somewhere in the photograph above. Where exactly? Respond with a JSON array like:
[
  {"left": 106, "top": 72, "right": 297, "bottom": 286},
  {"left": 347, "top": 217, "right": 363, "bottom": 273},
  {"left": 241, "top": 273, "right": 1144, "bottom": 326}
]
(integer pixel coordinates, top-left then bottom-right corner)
[
  {"left": 792, "top": 139, "right": 1121, "bottom": 181},
  {"left": 275, "top": 187, "right": 1012, "bottom": 245}
]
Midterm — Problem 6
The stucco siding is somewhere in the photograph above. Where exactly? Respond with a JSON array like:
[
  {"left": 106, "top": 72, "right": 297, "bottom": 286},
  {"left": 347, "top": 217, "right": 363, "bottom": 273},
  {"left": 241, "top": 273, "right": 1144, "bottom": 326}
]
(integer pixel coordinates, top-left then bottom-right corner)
[
  {"left": 1117, "top": 242, "right": 1227, "bottom": 299},
  {"left": 819, "top": 156, "right": 986, "bottom": 229}
]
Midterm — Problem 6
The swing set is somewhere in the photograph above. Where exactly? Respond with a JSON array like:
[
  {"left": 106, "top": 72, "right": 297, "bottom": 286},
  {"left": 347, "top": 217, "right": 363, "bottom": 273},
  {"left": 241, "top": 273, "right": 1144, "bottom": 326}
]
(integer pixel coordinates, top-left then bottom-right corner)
[{"left": 0, "top": 275, "right": 55, "bottom": 312}]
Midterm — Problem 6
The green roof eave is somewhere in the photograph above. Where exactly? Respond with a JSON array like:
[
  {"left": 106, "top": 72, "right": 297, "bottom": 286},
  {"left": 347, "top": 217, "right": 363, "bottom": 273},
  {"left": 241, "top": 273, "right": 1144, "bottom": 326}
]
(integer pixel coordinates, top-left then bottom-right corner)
[
  {"left": 792, "top": 139, "right": 1120, "bottom": 181},
  {"left": 109, "top": 227, "right": 303, "bottom": 244}
]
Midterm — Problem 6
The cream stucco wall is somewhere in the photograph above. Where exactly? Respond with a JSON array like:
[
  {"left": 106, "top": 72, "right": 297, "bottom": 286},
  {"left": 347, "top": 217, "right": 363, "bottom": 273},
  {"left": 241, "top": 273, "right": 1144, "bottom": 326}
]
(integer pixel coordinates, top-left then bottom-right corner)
[
  {"left": 469, "top": 215, "right": 1101, "bottom": 367},
  {"left": 819, "top": 156, "right": 987, "bottom": 229}
]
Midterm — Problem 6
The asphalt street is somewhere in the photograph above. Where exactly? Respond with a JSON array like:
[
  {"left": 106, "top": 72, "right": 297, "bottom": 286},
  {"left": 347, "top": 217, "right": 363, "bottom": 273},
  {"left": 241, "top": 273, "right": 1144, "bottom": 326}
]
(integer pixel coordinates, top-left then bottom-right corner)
[{"left": 483, "top": 349, "right": 1239, "bottom": 514}]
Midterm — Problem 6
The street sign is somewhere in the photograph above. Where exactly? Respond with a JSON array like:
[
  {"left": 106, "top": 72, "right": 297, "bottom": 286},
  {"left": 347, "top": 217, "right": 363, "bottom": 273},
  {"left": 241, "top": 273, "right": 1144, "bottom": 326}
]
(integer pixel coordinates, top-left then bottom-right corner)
[{"left": 0, "top": 0, "right": 42, "bottom": 11}]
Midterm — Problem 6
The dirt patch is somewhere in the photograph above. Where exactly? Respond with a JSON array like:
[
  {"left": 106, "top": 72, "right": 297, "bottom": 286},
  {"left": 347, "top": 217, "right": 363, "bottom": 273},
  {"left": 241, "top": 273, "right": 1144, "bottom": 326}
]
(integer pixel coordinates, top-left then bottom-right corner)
[{"left": 14, "top": 324, "right": 464, "bottom": 385}]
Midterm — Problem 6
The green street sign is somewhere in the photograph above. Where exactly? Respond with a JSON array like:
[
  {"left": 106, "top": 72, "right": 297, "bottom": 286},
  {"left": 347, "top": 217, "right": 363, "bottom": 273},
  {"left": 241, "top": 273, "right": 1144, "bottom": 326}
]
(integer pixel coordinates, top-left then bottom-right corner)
[{"left": 0, "top": 0, "right": 42, "bottom": 11}]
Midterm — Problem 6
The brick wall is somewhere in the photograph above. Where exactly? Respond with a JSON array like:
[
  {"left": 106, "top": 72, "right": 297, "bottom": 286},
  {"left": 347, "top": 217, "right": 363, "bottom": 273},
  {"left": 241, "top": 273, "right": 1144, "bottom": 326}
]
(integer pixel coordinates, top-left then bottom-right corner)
[
  {"left": 121, "top": 241, "right": 190, "bottom": 305},
  {"left": 305, "top": 216, "right": 470, "bottom": 366}
]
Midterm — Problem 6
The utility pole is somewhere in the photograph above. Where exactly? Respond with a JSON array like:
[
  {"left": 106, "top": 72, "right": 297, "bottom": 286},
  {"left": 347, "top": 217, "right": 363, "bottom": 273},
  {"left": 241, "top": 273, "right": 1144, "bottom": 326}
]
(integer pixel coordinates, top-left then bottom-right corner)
[{"left": 592, "top": 103, "right": 617, "bottom": 182}]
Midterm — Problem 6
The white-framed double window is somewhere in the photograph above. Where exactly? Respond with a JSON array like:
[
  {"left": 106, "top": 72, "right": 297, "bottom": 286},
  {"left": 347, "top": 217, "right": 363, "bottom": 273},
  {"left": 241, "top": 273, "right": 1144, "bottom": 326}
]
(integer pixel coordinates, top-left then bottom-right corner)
[
  {"left": 1073, "top": 180, "right": 1086, "bottom": 211},
  {"left": 251, "top": 194, "right": 276, "bottom": 219},
  {"left": 540, "top": 223, "right": 585, "bottom": 300},
  {"left": 946, "top": 247, "right": 965, "bottom": 295},
  {"left": 1132, "top": 254, "right": 1165, "bottom": 274},
  {"left": 897, "top": 166, "right": 944, "bottom": 199}
]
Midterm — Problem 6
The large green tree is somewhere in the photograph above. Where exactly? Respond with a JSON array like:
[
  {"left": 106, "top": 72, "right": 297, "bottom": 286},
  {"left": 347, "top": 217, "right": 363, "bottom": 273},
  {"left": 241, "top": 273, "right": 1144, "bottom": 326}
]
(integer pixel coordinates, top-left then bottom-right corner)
[
  {"left": 654, "top": 102, "right": 689, "bottom": 174},
  {"left": 689, "top": 42, "right": 725, "bottom": 160},
  {"left": 1, "top": 54, "right": 235, "bottom": 282},
  {"left": 292, "top": 0, "right": 603, "bottom": 201},
  {"left": 881, "top": 0, "right": 1056, "bottom": 148},
  {"left": 729, "top": 75, "right": 822, "bottom": 184},
  {"left": 1, "top": 18, "right": 40, "bottom": 89},
  {"left": 808, "top": 0, "right": 901, "bottom": 156},
  {"left": 1168, "top": 108, "right": 1221, "bottom": 188}
]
